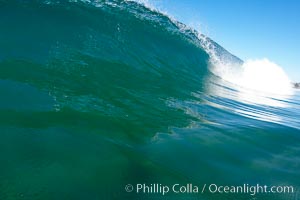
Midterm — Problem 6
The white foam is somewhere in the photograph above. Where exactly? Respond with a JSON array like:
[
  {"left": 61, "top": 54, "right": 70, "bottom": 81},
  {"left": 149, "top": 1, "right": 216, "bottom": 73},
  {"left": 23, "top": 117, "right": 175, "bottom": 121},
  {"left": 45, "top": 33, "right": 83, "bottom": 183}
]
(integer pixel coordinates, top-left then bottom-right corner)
[
  {"left": 240, "top": 59, "right": 292, "bottom": 94},
  {"left": 219, "top": 58, "right": 293, "bottom": 96}
]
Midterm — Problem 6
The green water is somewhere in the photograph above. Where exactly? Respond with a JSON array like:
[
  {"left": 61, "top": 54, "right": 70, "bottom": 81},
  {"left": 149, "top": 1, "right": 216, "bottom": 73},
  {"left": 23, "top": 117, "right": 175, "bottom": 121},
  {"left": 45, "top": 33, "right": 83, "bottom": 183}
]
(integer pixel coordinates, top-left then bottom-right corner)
[{"left": 0, "top": 1, "right": 299, "bottom": 199}]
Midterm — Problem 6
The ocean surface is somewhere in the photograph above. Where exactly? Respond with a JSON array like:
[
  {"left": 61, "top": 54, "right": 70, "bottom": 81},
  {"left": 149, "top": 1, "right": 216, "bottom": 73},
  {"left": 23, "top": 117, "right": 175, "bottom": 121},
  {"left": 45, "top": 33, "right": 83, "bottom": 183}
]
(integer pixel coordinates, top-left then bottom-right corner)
[{"left": 0, "top": 1, "right": 300, "bottom": 199}]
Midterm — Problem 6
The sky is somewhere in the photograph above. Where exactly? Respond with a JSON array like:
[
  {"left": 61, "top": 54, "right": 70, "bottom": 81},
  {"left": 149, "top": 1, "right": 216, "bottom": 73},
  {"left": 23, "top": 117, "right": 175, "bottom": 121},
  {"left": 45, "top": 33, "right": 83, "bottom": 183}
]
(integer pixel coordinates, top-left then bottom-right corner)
[{"left": 149, "top": 0, "right": 300, "bottom": 82}]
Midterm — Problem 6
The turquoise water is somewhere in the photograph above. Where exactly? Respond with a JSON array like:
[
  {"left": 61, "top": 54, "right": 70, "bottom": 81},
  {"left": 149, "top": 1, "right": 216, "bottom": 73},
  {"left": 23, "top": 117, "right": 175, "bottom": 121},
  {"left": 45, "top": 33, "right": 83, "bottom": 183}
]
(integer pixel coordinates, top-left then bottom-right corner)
[{"left": 0, "top": 1, "right": 300, "bottom": 199}]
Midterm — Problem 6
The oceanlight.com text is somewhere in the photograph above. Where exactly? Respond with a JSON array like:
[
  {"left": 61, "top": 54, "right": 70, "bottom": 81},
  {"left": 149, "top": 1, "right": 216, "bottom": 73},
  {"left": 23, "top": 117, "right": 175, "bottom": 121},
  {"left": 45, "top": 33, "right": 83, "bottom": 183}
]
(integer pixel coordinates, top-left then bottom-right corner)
[{"left": 125, "top": 183, "right": 294, "bottom": 196}]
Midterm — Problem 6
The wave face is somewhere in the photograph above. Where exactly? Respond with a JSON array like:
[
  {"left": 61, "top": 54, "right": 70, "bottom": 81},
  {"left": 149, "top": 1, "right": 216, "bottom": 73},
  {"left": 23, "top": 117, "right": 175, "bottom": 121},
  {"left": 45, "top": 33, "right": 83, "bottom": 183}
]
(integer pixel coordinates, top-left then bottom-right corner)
[{"left": 0, "top": 1, "right": 300, "bottom": 199}]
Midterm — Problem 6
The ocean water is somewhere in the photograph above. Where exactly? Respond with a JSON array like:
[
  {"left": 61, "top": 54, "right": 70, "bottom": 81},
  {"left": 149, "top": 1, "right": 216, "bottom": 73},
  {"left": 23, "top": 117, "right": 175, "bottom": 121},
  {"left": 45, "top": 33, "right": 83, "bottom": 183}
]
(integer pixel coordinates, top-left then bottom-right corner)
[{"left": 0, "top": 1, "right": 300, "bottom": 199}]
